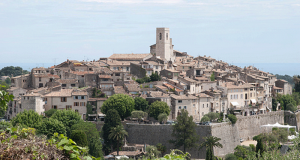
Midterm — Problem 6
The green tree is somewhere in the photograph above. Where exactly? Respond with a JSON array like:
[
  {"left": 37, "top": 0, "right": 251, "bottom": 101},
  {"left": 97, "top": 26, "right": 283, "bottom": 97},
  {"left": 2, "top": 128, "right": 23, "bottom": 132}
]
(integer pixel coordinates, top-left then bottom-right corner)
[
  {"left": 0, "top": 66, "right": 28, "bottom": 77},
  {"left": 286, "top": 103, "right": 297, "bottom": 112},
  {"left": 51, "top": 109, "right": 81, "bottom": 136},
  {"left": 37, "top": 118, "right": 66, "bottom": 138},
  {"left": 170, "top": 109, "right": 199, "bottom": 153},
  {"left": 0, "top": 86, "right": 13, "bottom": 116},
  {"left": 234, "top": 145, "right": 251, "bottom": 159},
  {"left": 256, "top": 138, "right": 264, "bottom": 154},
  {"left": 148, "top": 101, "right": 170, "bottom": 120},
  {"left": 158, "top": 113, "right": 168, "bottom": 124},
  {"left": 150, "top": 72, "right": 161, "bottom": 81},
  {"left": 71, "top": 121, "right": 103, "bottom": 158},
  {"left": 134, "top": 97, "right": 149, "bottom": 111},
  {"left": 146, "top": 145, "right": 161, "bottom": 159},
  {"left": 201, "top": 116, "right": 210, "bottom": 122},
  {"left": 44, "top": 109, "right": 57, "bottom": 117},
  {"left": 156, "top": 143, "right": 166, "bottom": 157},
  {"left": 86, "top": 103, "right": 93, "bottom": 120},
  {"left": 224, "top": 153, "right": 237, "bottom": 160},
  {"left": 102, "top": 109, "right": 121, "bottom": 154},
  {"left": 131, "top": 110, "right": 148, "bottom": 122},
  {"left": 228, "top": 114, "right": 237, "bottom": 124},
  {"left": 294, "top": 75, "right": 300, "bottom": 92},
  {"left": 70, "top": 130, "right": 88, "bottom": 147},
  {"left": 101, "top": 94, "right": 135, "bottom": 120},
  {"left": 210, "top": 72, "right": 215, "bottom": 81},
  {"left": 205, "top": 147, "right": 213, "bottom": 160},
  {"left": 199, "top": 136, "right": 223, "bottom": 160},
  {"left": 109, "top": 125, "right": 128, "bottom": 156},
  {"left": 11, "top": 110, "right": 42, "bottom": 128},
  {"left": 5, "top": 78, "right": 11, "bottom": 85},
  {"left": 272, "top": 97, "right": 278, "bottom": 111},
  {"left": 206, "top": 112, "right": 220, "bottom": 121}
]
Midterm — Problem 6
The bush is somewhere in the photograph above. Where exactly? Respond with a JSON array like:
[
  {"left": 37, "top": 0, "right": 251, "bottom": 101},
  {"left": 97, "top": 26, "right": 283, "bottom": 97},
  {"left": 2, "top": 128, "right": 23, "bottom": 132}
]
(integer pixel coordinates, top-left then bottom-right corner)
[
  {"left": 11, "top": 110, "right": 42, "bottom": 128},
  {"left": 286, "top": 103, "right": 297, "bottom": 112},
  {"left": 200, "top": 116, "right": 210, "bottom": 122},
  {"left": 44, "top": 109, "right": 57, "bottom": 117},
  {"left": 37, "top": 118, "right": 66, "bottom": 138},
  {"left": 146, "top": 145, "right": 161, "bottom": 158},
  {"left": 51, "top": 110, "right": 81, "bottom": 137},
  {"left": 158, "top": 113, "right": 168, "bottom": 124},
  {"left": 206, "top": 112, "right": 220, "bottom": 121},
  {"left": 225, "top": 153, "right": 237, "bottom": 160},
  {"left": 131, "top": 110, "right": 148, "bottom": 122},
  {"left": 148, "top": 101, "right": 170, "bottom": 120},
  {"left": 228, "top": 114, "right": 237, "bottom": 124},
  {"left": 70, "top": 130, "right": 88, "bottom": 147}
]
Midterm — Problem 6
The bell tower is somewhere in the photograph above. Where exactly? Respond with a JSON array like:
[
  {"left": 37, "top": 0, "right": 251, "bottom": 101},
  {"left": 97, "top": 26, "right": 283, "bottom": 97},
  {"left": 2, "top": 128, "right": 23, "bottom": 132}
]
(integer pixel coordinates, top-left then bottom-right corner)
[{"left": 155, "top": 28, "right": 175, "bottom": 62}]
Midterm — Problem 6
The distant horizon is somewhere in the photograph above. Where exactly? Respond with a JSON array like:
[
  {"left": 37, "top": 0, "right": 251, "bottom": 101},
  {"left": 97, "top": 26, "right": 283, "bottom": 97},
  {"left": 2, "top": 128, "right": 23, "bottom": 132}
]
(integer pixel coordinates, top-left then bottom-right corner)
[{"left": 1, "top": 62, "right": 299, "bottom": 77}]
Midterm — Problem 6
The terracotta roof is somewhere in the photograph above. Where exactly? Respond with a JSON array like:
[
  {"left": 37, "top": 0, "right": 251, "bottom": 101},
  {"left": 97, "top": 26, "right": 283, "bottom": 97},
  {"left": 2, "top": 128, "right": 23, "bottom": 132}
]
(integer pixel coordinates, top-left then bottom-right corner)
[
  {"left": 109, "top": 53, "right": 151, "bottom": 60},
  {"left": 114, "top": 86, "right": 127, "bottom": 94},
  {"left": 125, "top": 83, "right": 140, "bottom": 92},
  {"left": 71, "top": 71, "right": 95, "bottom": 75},
  {"left": 155, "top": 85, "right": 167, "bottom": 90},
  {"left": 48, "top": 74, "right": 60, "bottom": 79},
  {"left": 44, "top": 89, "right": 73, "bottom": 97},
  {"left": 163, "top": 83, "right": 174, "bottom": 89},
  {"left": 99, "top": 75, "right": 112, "bottom": 79},
  {"left": 72, "top": 90, "right": 88, "bottom": 96},
  {"left": 171, "top": 94, "right": 197, "bottom": 100},
  {"left": 148, "top": 91, "right": 169, "bottom": 97},
  {"left": 197, "top": 93, "right": 211, "bottom": 98}
]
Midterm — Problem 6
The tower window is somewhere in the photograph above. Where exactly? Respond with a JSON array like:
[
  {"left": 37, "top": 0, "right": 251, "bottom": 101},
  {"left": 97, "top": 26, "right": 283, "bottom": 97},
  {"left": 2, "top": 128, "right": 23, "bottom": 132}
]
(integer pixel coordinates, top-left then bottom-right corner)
[
  {"left": 159, "top": 33, "right": 162, "bottom": 40},
  {"left": 166, "top": 33, "right": 168, "bottom": 40}
]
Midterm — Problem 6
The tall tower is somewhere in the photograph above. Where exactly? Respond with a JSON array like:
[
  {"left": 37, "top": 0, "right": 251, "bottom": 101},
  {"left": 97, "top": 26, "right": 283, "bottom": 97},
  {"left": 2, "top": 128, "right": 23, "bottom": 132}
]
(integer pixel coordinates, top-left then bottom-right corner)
[{"left": 156, "top": 28, "right": 175, "bottom": 62}]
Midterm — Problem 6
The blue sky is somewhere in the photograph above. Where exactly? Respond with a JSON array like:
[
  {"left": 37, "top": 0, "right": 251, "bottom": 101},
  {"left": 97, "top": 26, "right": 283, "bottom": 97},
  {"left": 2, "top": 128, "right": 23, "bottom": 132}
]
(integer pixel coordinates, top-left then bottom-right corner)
[{"left": 0, "top": 0, "right": 299, "bottom": 67}]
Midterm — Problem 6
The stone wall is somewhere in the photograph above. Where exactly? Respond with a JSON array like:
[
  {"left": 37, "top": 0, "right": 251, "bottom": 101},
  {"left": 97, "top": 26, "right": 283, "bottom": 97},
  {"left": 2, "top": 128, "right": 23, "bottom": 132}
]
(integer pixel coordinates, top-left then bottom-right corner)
[{"left": 236, "top": 111, "right": 285, "bottom": 140}]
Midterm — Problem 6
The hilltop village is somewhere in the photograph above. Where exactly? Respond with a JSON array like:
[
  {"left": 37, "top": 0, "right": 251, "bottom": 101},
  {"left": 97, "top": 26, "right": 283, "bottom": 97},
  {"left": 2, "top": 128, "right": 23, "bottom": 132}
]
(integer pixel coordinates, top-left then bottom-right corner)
[{"left": 6, "top": 28, "right": 292, "bottom": 122}]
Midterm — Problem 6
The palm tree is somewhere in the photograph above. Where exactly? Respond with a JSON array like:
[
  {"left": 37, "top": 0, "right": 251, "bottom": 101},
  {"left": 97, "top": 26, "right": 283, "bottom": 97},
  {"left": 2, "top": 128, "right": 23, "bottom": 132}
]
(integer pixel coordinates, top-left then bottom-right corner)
[
  {"left": 199, "top": 136, "right": 223, "bottom": 160},
  {"left": 108, "top": 125, "right": 128, "bottom": 156}
]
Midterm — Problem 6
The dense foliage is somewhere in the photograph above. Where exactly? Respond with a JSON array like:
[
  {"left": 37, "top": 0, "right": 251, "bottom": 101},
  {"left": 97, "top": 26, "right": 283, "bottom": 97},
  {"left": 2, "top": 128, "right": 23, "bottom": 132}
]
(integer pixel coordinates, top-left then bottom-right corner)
[
  {"left": 150, "top": 72, "right": 161, "bottom": 81},
  {"left": 146, "top": 145, "right": 161, "bottom": 159},
  {"left": 44, "top": 109, "right": 57, "bottom": 117},
  {"left": 101, "top": 109, "right": 121, "bottom": 154},
  {"left": 51, "top": 110, "right": 81, "bottom": 136},
  {"left": 148, "top": 101, "right": 170, "bottom": 120},
  {"left": 294, "top": 75, "right": 300, "bottom": 92},
  {"left": 101, "top": 94, "right": 135, "bottom": 120},
  {"left": 200, "top": 116, "right": 210, "bottom": 122},
  {"left": 210, "top": 72, "right": 215, "bottom": 81},
  {"left": 0, "top": 86, "right": 14, "bottom": 117},
  {"left": 0, "top": 66, "right": 29, "bottom": 77},
  {"left": 71, "top": 121, "right": 103, "bottom": 158},
  {"left": 70, "top": 130, "right": 88, "bottom": 147},
  {"left": 11, "top": 110, "right": 42, "bottom": 128},
  {"left": 227, "top": 114, "right": 237, "bottom": 124},
  {"left": 38, "top": 118, "right": 66, "bottom": 138},
  {"left": 131, "top": 110, "right": 148, "bottom": 122},
  {"left": 170, "top": 109, "right": 199, "bottom": 153},
  {"left": 134, "top": 97, "right": 149, "bottom": 111},
  {"left": 157, "top": 113, "right": 168, "bottom": 124}
]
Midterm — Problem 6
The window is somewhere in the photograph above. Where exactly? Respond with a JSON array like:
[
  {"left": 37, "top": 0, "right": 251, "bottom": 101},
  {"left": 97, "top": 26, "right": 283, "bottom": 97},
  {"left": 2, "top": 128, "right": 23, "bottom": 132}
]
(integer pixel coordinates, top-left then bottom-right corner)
[
  {"left": 156, "top": 66, "right": 158, "bottom": 69},
  {"left": 39, "top": 83, "right": 43, "bottom": 88},
  {"left": 203, "top": 104, "right": 204, "bottom": 108},
  {"left": 231, "top": 95, "right": 233, "bottom": 99},
  {"left": 71, "top": 84, "right": 75, "bottom": 87},
  {"left": 166, "top": 33, "right": 168, "bottom": 40},
  {"left": 179, "top": 106, "right": 181, "bottom": 109},
  {"left": 78, "top": 96, "right": 81, "bottom": 100},
  {"left": 115, "top": 73, "right": 120, "bottom": 76},
  {"left": 52, "top": 105, "right": 57, "bottom": 109},
  {"left": 207, "top": 104, "right": 208, "bottom": 107},
  {"left": 74, "top": 96, "right": 78, "bottom": 99},
  {"left": 74, "top": 102, "right": 79, "bottom": 106},
  {"left": 178, "top": 100, "right": 182, "bottom": 103},
  {"left": 39, "top": 77, "right": 41, "bottom": 82},
  {"left": 126, "top": 67, "right": 129, "bottom": 71},
  {"left": 81, "top": 96, "right": 85, "bottom": 99},
  {"left": 193, "top": 104, "right": 195, "bottom": 107},
  {"left": 184, "top": 106, "right": 187, "bottom": 109},
  {"left": 159, "top": 33, "right": 162, "bottom": 40},
  {"left": 61, "top": 97, "right": 67, "bottom": 102},
  {"left": 80, "top": 102, "right": 85, "bottom": 106},
  {"left": 66, "top": 105, "right": 72, "bottom": 110},
  {"left": 250, "top": 93, "right": 252, "bottom": 97},
  {"left": 62, "top": 84, "right": 66, "bottom": 87},
  {"left": 182, "top": 66, "right": 184, "bottom": 69}
]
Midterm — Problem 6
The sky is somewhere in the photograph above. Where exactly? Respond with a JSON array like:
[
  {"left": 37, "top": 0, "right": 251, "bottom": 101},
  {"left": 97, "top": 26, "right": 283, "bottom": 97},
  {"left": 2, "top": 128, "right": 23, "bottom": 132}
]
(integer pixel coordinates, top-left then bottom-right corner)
[{"left": 0, "top": 0, "right": 299, "bottom": 71}]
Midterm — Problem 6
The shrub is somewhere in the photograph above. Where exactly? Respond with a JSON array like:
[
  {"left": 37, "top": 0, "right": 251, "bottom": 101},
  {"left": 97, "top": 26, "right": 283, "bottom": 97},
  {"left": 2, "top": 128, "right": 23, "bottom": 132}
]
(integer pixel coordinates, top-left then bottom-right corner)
[
  {"left": 11, "top": 110, "right": 42, "bottom": 128},
  {"left": 286, "top": 103, "right": 297, "bottom": 112},
  {"left": 44, "top": 109, "right": 57, "bottom": 117},
  {"left": 51, "top": 110, "right": 81, "bottom": 137},
  {"left": 70, "top": 130, "right": 88, "bottom": 147},
  {"left": 37, "top": 118, "right": 66, "bottom": 138},
  {"left": 158, "top": 113, "right": 168, "bottom": 124},
  {"left": 225, "top": 153, "right": 237, "bottom": 160},
  {"left": 228, "top": 114, "right": 237, "bottom": 124},
  {"left": 200, "top": 116, "right": 210, "bottom": 122},
  {"left": 131, "top": 110, "right": 148, "bottom": 122}
]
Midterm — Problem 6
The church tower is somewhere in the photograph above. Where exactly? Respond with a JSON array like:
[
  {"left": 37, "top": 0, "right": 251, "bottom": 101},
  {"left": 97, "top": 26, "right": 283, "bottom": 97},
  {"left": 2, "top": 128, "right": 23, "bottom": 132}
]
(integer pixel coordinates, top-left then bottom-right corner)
[{"left": 155, "top": 28, "right": 175, "bottom": 62}]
